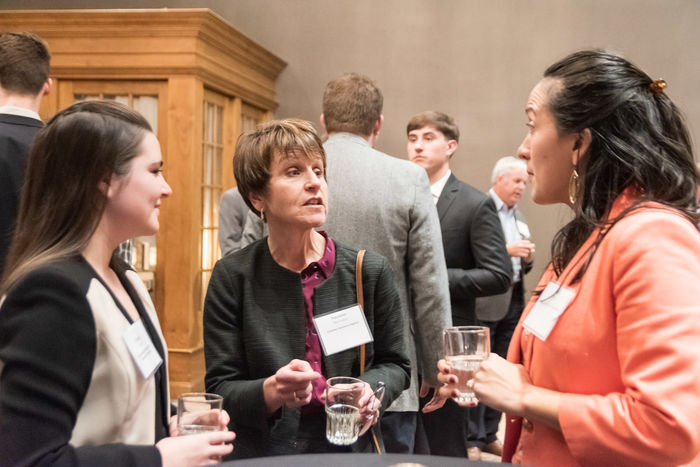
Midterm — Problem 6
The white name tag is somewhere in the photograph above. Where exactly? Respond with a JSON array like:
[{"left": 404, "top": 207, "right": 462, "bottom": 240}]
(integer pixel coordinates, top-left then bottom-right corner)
[
  {"left": 522, "top": 281, "right": 575, "bottom": 341},
  {"left": 313, "top": 304, "right": 373, "bottom": 356},
  {"left": 123, "top": 319, "right": 163, "bottom": 379}
]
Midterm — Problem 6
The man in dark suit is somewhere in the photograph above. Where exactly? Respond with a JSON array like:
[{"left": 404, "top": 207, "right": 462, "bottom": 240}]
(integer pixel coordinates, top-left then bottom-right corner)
[
  {"left": 407, "top": 111, "right": 511, "bottom": 459},
  {"left": 0, "top": 32, "right": 51, "bottom": 278}
]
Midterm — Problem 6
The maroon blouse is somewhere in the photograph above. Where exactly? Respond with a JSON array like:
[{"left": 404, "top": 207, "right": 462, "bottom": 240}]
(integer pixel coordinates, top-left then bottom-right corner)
[{"left": 300, "top": 231, "right": 335, "bottom": 412}]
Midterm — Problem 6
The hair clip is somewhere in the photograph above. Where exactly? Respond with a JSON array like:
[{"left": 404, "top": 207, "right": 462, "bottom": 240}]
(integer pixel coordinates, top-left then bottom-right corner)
[{"left": 650, "top": 79, "right": 667, "bottom": 95}]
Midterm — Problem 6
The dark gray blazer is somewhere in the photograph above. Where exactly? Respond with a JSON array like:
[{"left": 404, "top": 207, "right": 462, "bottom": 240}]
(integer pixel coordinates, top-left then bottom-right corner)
[
  {"left": 437, "top": 174, "right": 512, "bottom": 324},
  {"left": 203, "top": 239, "right": 410, "bottom": 459},
  {"left": 474, "top": 207, "right": 534, "bottom": 322}
]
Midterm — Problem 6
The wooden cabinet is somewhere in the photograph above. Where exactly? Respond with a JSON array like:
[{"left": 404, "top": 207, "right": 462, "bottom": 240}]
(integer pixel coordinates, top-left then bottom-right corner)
[{"left": 0, "top": 9, "right": 286, "bottom": 396}]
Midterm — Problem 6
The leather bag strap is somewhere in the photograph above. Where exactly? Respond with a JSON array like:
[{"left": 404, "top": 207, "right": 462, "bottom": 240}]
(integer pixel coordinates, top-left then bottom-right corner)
[
  {"left": 355, "top": 250, "right": 383, "bottom": 454},
  {"left": 355, "top": 249, "right": 366, "bottom": 375}
]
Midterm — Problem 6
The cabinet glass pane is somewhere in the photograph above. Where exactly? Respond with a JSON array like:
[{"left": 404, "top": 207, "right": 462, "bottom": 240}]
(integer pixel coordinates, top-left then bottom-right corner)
[
  {"left": 201, "top": 95, "right": 224, "bottom": 301},
  {"left": 103, "top": 94, "right": 129, "bottom": 105},
  {"left": 134, "top": 96, "right": 159, "bottom": 134},
  {"left": 215, "top": 106, "right": 223, "bottom": 145},
  {"left": 202, "top": 188, "right": 211, "bottom": 228},
  {"left": 74, "top": 94, "right": 100, "bottom": 102}
]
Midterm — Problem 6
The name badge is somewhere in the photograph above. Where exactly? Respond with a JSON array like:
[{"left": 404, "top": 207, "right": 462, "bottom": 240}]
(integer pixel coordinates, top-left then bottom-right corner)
[
  {"left": 123, "top": 319, "right": 163, "bottom": 379},
  {"left": 313, "top": 304, "right": 373, "bottom": 356},
  {"left": 522, "top": 281, "right": 575, "bottom": 341}
]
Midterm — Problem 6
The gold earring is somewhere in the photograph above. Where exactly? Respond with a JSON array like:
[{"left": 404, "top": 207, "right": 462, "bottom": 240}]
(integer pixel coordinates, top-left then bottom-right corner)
[{"left": 568, "top": 169, "right": 579, "bottom": 205}]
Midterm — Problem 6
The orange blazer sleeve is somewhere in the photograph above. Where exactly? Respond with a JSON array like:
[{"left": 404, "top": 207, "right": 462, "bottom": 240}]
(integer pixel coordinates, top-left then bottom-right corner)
[{"left": 559, "top": 208, "right": 700, "bottom": 466}]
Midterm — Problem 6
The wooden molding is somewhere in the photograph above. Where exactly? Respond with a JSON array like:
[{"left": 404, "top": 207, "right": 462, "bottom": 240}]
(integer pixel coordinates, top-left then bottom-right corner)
[{"left": 0, "top": 9, "right": 286, "bottom": 110}]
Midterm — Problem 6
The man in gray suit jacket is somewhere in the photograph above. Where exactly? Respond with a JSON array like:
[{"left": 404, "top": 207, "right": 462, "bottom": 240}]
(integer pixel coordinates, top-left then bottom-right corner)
[
  {"left": 407, "top": 111, "right": 511, "bottom": 460},
  {"left": 320, "top": 74, "right": 452, "bottom": 453},
  {"left": 218, "top": 186, "right": 265, "bottom": 256}
]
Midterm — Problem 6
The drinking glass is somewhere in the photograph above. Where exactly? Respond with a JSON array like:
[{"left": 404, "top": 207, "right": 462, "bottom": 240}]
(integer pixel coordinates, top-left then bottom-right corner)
[
  {"left": 443, "top": 326, "right": 490, "bottom": 405},
  {"left": 325, "top": 376, "right": 364, "bottom": 445},
  {"left": 176, "top": 392, "right": 223, "bottom": 435}
]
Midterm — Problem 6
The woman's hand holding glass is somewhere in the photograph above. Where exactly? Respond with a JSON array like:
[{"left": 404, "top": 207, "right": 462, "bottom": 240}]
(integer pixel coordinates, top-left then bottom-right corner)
[
  {"left": 468, "top": 354, "right": 533, "bottom": 414},
  {"left": 156, "top": 430, "right": 235, "bottom": 467},
  {"left": 162, "top": 398, "right": 234, "bottom": 467},
  {"left": 263, "top": 359, "right": 322, "bottom": 413},
  {"left": 324, "top": 377, "right": 384, "bottom": 446},
  {"left": 357, "top": 381, "right": 384, "bottom": 430},
  {"left": 424, "top": 354, "right": 534, "bottom": 416}
]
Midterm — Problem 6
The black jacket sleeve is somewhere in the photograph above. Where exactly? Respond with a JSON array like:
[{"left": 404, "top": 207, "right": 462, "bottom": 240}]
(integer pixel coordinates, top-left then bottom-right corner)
[
  {"left": 447, "top": 196, "right": 512, "bottom": 300},
  {"left": 203, "top": 259, "right": 271, "bottom": 432}
]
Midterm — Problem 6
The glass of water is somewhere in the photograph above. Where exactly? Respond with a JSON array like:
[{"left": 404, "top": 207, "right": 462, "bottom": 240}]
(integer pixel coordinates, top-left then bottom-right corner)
[
  {"left": 176, "top": 392, "right": 223, "bottom": 435},
  {"left": 443, "top": 326, "right": 490, "bottom": 406},
  {"left": 325, "top": 376, "right": 364, "bottom": 445}
]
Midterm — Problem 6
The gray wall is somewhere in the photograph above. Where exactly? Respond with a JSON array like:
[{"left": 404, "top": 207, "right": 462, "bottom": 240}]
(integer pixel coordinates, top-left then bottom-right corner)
[{"left": 3, "top": 0, "right": 699, "bottom": 290}]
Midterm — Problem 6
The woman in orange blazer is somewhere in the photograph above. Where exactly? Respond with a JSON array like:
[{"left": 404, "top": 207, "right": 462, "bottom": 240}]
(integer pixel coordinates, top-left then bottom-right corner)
[{"left": 428, "top": 50, "right": 700, "bottom": 466}]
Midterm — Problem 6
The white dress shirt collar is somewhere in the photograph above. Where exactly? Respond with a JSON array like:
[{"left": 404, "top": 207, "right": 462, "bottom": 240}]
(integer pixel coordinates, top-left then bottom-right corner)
[
  {"left": 489, "top": 188, "right": 514, "bottom": 215},
  {"left": 0, "top": 105, "right": 41, "bottom": 121},
  {"left": 431, "top": 170, "right": 451, "bottom": 204}
]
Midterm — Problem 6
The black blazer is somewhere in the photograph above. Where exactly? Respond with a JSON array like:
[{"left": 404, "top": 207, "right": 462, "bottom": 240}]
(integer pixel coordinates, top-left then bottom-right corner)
[
  {"left": 0, "top": 113, "right": 43, "bottom": 277},
  {"left": 436, "top": 174, "right": 512, "bottom": 324},
  {"left": 203, "top": 239, "right": 411, "bottom": 459},
  {"left": 0, "top": 257, "right": 166, "bottom": 466}
]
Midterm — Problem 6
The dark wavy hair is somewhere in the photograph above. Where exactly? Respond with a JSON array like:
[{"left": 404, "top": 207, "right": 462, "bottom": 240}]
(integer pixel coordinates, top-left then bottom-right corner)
[{"left": 544, "top": 50, "right": 697, "bottom": 281}]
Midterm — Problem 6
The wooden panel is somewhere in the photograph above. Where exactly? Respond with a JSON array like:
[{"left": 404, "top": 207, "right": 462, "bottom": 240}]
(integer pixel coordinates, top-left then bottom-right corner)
[
  {"left": 38, "top": 79, "right": 60, "bottom": 121},
  {"left": 160, "top": 76, "right": 203, "bottom": 349},
  {"left": 169, "top": 347, "right": 205, "bottom": 397},
  {"left": 162, "top": 75, "right": 205, "bottom": 397}
]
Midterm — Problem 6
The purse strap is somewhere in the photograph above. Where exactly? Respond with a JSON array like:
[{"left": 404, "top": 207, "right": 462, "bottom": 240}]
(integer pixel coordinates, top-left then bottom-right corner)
[
  {"left": 355, "top": 249, "right": 366, "bottom": 375},
  {"left": 355, "top": 249, "right": 383, "bottom": 454}
]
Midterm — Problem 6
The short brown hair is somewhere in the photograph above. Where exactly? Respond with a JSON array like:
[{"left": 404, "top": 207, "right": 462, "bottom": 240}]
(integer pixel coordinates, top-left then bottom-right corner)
[
  {"left": 322, "top": 73, "right": 383, "bottom": 136},
  {"left": 406, "top": 111, "right": 460, "bottom": 142},
  {"left": 0, "top": 32, "right": 50, "bottom": 96},
  {"left": 233, "top": 119, "right": 326, "bottom": 216}
]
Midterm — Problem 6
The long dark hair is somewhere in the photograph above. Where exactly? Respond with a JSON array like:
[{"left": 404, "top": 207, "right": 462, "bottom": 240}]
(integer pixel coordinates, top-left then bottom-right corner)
[
  {"left": 1, "top": 101, "right": 152, "bottom": 293},
  {"left": 544, "top": 50, "right": 697, "bottom": 281}
]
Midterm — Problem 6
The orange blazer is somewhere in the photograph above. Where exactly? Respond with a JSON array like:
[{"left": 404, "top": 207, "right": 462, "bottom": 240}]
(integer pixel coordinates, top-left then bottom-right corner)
[{"left": 504, "top": 193, "right": 700, "bottom": 467}]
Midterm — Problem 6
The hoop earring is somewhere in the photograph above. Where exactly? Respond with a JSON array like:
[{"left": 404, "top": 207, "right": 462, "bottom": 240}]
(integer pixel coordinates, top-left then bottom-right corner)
[{"left": 568, "top": 169, "right": 579, "bottom": 205}]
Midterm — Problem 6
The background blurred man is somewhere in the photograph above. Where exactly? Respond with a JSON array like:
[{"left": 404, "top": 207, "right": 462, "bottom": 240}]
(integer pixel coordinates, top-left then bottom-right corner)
[
  {"left": 0, "top": 32, "right": 51, "bottom": 278},
  {"left": 471, "top": 155, "right": 535, "bottom": 458}
]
